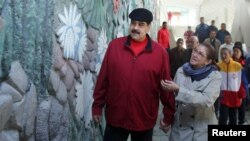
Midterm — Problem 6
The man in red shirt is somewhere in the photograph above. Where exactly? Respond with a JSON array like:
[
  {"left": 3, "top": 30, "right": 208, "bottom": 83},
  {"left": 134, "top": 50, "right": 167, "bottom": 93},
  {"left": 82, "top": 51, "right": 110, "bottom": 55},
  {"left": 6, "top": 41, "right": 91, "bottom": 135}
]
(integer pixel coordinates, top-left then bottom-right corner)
[
  {"left": 184, "top": 26, "right": 195, "bottom": 47},
  {"left": 157, "top": 21, "right": 171, "bottom": 52},
  {"left": 92, "top": 8, "right": 175, "bottom": 141}
]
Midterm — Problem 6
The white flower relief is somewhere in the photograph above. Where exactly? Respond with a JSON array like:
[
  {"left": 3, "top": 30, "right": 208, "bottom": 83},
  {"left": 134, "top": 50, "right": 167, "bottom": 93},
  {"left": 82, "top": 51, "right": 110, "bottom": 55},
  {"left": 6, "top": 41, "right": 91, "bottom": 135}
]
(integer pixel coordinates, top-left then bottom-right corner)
[
  {"left": 116, "top": 16, "right": 127, "bottom": 38},
  {"left": 116, "top": 25, "right": 124, "bottom": 38},
  {"left": 75, "top": 71, "right": 94, "bottom": 128},
  {"left": 77, "top": 29, "right": 87, "bottom": 62},
  {"left": 57, "top": 4, "right": 87, "bottom": 62},
  {"left": 96, "top": 29, "right": 108, "bottom": 74}
]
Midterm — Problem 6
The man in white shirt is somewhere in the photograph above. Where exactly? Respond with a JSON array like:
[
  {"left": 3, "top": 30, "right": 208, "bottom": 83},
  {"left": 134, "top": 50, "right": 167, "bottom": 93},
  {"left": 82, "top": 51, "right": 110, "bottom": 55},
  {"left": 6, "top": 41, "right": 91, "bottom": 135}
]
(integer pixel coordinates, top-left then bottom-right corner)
[{"left": 218, "top": 35, "right": 234, "bottom": 61}]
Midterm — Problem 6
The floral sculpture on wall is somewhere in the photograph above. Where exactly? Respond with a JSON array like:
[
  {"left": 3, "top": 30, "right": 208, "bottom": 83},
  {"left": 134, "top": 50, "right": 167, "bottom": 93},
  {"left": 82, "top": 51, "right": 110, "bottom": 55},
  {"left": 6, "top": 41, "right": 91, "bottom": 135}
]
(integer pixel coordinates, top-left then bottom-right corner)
[
  {"left": 75, "top": 71, "right": 94, "bottom": 128},
  {"left": 95, "top": 29, "right": 108, "bottom": 74},
  {"left": 57, "top": 3, "right": 87, "bottom": 62}
]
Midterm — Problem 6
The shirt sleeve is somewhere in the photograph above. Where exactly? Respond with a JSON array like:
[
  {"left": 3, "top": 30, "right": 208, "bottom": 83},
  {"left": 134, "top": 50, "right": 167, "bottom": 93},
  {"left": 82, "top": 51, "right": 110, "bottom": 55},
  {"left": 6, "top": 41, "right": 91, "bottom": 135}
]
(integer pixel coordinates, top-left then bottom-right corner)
[
  {"left": 175, "top": 72, "right": 222, "bottom": 108},
  {"left": 239, "top": 69, "right": 248, "bottom": 98},
  {"left": 92, "top": 43, "right": 111, "bottom": 116},
  {"left": 159, "top": 50, "right": 175, "bottom": 125},
  {"left": 157, "top": 30, "right": 162, "bottom": 44},
  {"left": 238, "top": 82, "right": 246, "bottom": 99}
]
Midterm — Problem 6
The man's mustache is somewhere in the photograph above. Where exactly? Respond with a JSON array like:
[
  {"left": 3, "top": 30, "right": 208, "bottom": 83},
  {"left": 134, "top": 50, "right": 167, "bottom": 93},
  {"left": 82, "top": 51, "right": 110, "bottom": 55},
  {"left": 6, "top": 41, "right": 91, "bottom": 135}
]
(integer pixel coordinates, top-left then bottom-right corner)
[{"left": 131, "top": 29, "right": 140, "bottom": 34}]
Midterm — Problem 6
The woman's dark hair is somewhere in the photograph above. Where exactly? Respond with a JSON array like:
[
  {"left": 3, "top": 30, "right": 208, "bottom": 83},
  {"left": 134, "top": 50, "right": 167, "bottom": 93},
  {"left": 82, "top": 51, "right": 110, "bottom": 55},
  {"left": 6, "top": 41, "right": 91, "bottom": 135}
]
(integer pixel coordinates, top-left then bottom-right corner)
[
  {"left": 200, "top": 43, "right": 220, "bottom": 70},
  {"left": 234, "top": 41, "right": 242, "bottom": 47},
  {"left": 233, "top": 46, "right": 245, "bottom": 59},
  {"left": 233, "top": 41, "right": 245, "bottom": 60}
]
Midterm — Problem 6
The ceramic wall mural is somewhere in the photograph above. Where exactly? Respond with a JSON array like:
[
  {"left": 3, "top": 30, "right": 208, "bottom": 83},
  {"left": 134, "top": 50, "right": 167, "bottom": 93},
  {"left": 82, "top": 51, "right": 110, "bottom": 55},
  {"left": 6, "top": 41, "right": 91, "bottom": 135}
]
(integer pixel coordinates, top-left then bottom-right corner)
[
  {"left": 0, "top": 0, "right": 161, "bottom": 140},
  {"left": 96, "top": 29, "right": 108, "bottom": 74},
  {"left": 75, "top": 71, "right": 94, "bottom": 128},
  {"left": 57, "top": 4, "right": 87, "bottom": 62}
]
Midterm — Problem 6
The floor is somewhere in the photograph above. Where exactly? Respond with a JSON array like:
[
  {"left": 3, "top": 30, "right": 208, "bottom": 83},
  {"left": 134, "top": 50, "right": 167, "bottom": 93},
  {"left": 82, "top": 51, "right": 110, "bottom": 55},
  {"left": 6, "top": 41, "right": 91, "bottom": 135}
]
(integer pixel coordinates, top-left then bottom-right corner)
[
  {"left": 127, "top": 103, "right": 250, "bottom": 141},
  {"left": 151, "top": 104, "right": 250, "bottom": 141}
]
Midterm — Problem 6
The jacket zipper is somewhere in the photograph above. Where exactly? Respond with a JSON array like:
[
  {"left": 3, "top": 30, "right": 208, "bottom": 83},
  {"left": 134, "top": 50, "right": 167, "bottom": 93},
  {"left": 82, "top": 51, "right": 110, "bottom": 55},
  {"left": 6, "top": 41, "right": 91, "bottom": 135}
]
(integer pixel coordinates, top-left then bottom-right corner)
[{"left": 125, "top": 48, "right": 138, "bottom": 128}]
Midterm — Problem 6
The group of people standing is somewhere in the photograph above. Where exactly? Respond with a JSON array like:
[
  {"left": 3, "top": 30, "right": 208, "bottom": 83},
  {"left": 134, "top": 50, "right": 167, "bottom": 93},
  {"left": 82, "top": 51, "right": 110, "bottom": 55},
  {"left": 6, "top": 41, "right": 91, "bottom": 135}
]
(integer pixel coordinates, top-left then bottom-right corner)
[
  {"left": 91, "top": 8, "right": 250, "bottom": 141},
  {"left": 158, "top": 18, "right": 223, "bottom": 141},
  {"left": 168, "top": 16, "right": 250, "bottom": 128}
]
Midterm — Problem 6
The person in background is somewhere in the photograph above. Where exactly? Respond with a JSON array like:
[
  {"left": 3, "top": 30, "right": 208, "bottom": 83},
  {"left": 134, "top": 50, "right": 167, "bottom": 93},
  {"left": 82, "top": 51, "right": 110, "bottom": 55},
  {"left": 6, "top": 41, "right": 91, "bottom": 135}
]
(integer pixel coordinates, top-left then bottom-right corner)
[
  {"left": 216, "top": 23, "right": 230, "bottom": 44},
  {"left": 184, "top": 26, "right": 195, "bottom": 47},
  {"left": 218, "top": 47, "right": 245, "bottom": 125},
  {"left": 204, "top": 30, "right": 221, "bottom": 62},
  {"left": 209, "top": 20, "right": 218, "bottom": 33},
  {"left": 215, "top": 35, "right": 233, "bottom": 117},
  {"left": 195, "top": 17, "right": 210, "bottom": 43},
  {"left": 245, "top": 55, "right": 250, "bottom": 109},
  {"left": 234, "top": 41, "right": 249, "bottom": 58},
  {"left": 158, "top": 21, "right": 171, "bottom": 52},
  {"left": 169, "top": 38, "right": 186, "bottom": 79},
  {"left": 92, "top": 8, "right": 175, "bottom": 141},
  {"left": 218, "top": 35, "right": 234, "bottom": 61},
  {"left": 183, "top": 36, "right": 199, "bottom": 63},
  {"left": 232, "top": 45, "right": 248, "bottom": 125},
  {"left": 161, "top": 43, "right": 222, "bottom": 141}
]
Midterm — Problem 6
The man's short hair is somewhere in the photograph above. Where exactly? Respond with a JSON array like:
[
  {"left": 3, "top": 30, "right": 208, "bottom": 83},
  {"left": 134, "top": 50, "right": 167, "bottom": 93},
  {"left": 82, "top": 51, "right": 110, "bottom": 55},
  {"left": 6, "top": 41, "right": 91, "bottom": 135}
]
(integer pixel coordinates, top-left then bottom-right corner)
[
  {"left": 190, "top": 36, "right": 198, "bottom": 42},
  {"left": 221, "top": 47, "right": 231, "bottom": 54},
  {"left": 177, "top": 38, "right": 183, "bottom": 43},
  {"left": 210, "top": 30, "right": 217, "bottom": 34}
]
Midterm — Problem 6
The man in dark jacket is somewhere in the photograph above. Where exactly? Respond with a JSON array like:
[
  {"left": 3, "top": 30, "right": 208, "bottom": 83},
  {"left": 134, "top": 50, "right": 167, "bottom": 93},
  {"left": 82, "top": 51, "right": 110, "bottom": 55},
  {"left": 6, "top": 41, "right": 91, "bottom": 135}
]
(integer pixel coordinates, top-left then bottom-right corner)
[
  {"left": 169, "top": 38, "right": 185, "bottom": 79},
  {"left": 195, "top": 17, "right": 209, "bottom": 43},
  {"left": 209, "top": 20, "right": 218, "bottom": 33},
  {"left": 92, "top": 8, "right": 175, "bottom": 141},
  {"left": 216, "top": 23, "right": 230, "bottom": 44}
]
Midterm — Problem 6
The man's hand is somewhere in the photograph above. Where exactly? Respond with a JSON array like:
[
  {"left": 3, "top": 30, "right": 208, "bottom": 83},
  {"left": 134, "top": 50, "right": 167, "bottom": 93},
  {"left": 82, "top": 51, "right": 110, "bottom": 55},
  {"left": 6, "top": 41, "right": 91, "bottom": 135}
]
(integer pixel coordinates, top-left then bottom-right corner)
[
  {"left": 93, "top": 115, "right": 102, "bottom": 124},
  {"left": 159, "top": 119, "right": 171, "bottom": 133},
  {"left": 239, "top": 98, "right": 242, "bottom": 105}
]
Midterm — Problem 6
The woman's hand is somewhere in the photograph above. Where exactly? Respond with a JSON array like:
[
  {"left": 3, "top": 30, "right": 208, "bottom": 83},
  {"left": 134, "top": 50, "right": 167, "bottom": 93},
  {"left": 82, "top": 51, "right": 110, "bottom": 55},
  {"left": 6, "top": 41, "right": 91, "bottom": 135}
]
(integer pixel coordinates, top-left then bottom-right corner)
[{"left": 161, "top": 80, "right": 180, "bottom": 93}]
